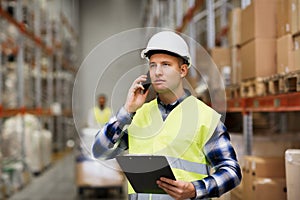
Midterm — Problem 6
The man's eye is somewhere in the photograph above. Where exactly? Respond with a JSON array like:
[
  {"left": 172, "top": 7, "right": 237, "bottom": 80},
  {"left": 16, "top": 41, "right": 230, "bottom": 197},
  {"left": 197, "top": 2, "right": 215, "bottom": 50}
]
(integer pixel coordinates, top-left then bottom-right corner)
[{"left": 149, "top": 63, "right": 156, "bottom": 68}]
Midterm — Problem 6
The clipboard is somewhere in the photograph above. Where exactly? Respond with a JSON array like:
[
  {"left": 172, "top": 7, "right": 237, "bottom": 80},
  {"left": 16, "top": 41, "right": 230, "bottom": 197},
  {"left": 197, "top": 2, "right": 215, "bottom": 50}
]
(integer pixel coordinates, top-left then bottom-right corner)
[{"left": 116, "top": 155, "right": 176, "bottom": 194}]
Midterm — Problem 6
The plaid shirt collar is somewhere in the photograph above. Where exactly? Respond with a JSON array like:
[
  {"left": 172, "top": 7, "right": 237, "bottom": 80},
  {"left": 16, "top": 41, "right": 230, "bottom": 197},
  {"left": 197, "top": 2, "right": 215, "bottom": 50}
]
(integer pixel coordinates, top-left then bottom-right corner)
[{"left": 157, "top": 89, "right": 191, "bottom": 112}]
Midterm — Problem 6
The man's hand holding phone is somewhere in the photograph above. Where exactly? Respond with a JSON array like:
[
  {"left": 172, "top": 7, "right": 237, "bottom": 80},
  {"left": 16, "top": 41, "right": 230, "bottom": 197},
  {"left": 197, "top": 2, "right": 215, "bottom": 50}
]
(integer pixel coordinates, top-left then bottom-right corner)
[{"left": 124, "top": 73, "right": 151, "bottom": 113}]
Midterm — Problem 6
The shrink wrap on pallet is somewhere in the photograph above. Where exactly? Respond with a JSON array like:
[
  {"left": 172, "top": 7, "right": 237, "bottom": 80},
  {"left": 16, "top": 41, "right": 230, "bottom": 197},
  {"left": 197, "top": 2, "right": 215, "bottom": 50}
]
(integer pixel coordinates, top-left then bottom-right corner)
[{"left": 1, "top": 114, "right": 52, "bottom": 173}]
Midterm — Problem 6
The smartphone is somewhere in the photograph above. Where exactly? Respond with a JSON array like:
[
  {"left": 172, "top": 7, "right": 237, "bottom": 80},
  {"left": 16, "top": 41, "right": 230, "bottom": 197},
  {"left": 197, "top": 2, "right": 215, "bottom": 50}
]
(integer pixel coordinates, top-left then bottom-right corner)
[{"left": 142, "top": 71, "right": 151, "bottom": 92}]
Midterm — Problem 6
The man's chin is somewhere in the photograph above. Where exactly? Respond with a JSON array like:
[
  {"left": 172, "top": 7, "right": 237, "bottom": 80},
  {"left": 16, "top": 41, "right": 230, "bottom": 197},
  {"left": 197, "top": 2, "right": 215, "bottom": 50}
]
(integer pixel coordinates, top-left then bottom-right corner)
[{"left": 154, "top": 87, "right": 171, "bottom": 94}]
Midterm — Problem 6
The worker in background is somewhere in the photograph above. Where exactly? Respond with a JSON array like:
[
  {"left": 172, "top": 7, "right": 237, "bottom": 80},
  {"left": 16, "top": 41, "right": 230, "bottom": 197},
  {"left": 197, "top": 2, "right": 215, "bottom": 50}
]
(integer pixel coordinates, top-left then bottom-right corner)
[
  {"left": 92, "top": 31, "right": 241, "bottom": 199},
  {"left": 87, "top": 94, "right": 112, "bottom": 128}
]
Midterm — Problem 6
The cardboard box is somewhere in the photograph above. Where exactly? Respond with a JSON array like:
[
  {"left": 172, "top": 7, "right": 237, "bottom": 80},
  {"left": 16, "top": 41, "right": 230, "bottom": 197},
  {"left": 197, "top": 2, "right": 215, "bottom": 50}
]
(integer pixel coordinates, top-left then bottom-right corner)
[
  {"left": 228, "top": 8, "right": 242, "bottom": 47},
  {"left": 231, "top": 47, "right": 242, "bottom": 84},
  {"left": 241, "top": 0, "right": 277, "bottom": 45},
  {"left": 243, "top": 176, "right": 287, "bottom": 200},
  {"left": 243, "top": 156, "right": 286, "bottom": 179},
  {"left": 277, "top": 34, "right": 294, "bottom": 73},
  {"left": 243, "top": 156, "right": 286, "bottom": 200},
  {"left": 241, "top": 38, "right": 276, "bottom": 80},
  {"left": 251, "top": 178, "right": 287, "bottom": 200},
  {"left": 277, "top": 0, "right": 291, "bottom": 37},
  {"left": 210, "top": 47, "right": 231, "bottom": 68}
]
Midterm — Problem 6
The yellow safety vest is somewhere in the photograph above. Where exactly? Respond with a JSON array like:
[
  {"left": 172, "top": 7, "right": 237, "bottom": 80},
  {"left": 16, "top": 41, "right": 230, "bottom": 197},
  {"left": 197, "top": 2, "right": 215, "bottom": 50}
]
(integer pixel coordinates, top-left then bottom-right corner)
[
  {"left": 127, "top": 96, "right": 221, "bottom": 198},
  {"left": 93, "top": 106, "right": 111, "bottom": 126}
]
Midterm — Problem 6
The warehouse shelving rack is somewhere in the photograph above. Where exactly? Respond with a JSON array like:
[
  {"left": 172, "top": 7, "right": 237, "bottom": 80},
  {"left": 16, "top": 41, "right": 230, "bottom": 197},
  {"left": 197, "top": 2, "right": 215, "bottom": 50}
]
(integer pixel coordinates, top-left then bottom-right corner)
[
  {"left": 0, "top": 4, "right": 77, "bottom": 118},
  {"left": 0, "top": 0, "right": 77, "bottom": 197},
  {"left": 226, "top": 92, "right": 300, "bottom": 154}
]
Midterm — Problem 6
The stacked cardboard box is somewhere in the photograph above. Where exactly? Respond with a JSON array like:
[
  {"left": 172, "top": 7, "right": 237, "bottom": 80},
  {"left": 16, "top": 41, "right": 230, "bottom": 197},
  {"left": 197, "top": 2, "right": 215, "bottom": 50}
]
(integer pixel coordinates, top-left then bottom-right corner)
[
  {"left": 240, "top": 0, "right": 277, "bottom": 80},
  {"left": 241, "top": 38, "right": 276, "bottom": 79},
  {"left": 241, "top": 0, "right": 277, "bottom": 44},
  {"left": 242, "top": 156, "right": 287, "bottom": 200},
  {"left": 277, "top": 0, "right": 300, "bottom": 73},
  {"left": 230, "top": 133, "right": 300, "bottom": 200},
  {"left": 278, "top": 0, "right": 300, "bottom": 37},
  {"left": 219, "top": 0, "right": 300, "bottom": 84}
]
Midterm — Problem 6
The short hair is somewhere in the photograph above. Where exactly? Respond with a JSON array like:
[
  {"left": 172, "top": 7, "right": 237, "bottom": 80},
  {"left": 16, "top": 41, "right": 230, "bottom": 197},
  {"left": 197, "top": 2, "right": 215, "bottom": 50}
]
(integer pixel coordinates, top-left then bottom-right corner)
[{"left": 98, "top": 94, "right": 107, "bottom": 100}]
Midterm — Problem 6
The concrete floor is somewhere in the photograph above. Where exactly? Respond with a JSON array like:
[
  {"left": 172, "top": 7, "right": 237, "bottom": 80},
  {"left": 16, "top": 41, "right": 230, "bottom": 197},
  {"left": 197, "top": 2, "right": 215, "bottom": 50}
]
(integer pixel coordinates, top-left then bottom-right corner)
[{"left": 8, "top": 152, "right": 126, "bottom": 200}]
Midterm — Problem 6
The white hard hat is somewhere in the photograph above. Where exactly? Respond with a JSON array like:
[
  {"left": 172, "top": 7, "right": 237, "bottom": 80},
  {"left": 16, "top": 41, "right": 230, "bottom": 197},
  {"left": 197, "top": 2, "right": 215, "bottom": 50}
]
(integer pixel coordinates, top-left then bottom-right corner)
[{"left": 141, "top": 31, "right": 191, "bottom": 68}]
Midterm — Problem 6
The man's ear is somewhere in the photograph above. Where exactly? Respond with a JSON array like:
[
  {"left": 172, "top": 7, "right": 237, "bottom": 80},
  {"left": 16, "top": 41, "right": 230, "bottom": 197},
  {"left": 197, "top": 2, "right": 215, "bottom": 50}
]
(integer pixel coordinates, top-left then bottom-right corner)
[{"left": 180, "top": 64, "right": 188, "bottom": 78}]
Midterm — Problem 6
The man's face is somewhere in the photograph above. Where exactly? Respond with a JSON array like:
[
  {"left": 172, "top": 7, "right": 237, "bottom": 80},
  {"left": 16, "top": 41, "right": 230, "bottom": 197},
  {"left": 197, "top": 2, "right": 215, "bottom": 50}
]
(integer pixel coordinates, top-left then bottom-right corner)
[
  {"left": 149, "top": 53, "right": 184, "bottom": 94},
  {"left": 98, "top": 97, "right": 106, "bottom": 107}
]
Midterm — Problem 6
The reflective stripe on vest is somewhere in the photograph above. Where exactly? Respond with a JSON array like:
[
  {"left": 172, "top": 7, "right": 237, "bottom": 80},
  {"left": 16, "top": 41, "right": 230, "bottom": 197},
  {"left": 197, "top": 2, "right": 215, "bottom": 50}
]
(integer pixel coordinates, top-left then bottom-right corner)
[
  {"left": 127, "top": 96, "right": 221, "bottom": 197},
  {"left": 128, "top": 193, "right": 210, "bottom": 200},
  {"left": 128, "top": 193, "right": 209, "bottom": 200},
  {"left": 128, "top": 193, "right": 174, "bottom": 200},
  {"left": 166, "top": 156, "right": 209, "bottom": 175}
]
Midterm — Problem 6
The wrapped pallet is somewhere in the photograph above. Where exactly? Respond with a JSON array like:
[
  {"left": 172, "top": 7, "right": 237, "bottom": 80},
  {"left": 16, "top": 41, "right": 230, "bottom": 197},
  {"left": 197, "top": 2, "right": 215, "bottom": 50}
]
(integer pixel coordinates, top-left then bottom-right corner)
[
  {"left": 2, "top": 115, "right": 25, "bottom": 158},
  {"left": 1, "top": 114, "right": 52, "bottom": 173}
]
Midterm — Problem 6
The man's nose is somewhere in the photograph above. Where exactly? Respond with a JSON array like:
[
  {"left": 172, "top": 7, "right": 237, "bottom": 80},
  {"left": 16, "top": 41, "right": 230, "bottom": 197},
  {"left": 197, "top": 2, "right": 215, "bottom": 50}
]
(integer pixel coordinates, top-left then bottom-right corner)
[{"left": 155, "top": 64, "right": 163, "bottom": 75}]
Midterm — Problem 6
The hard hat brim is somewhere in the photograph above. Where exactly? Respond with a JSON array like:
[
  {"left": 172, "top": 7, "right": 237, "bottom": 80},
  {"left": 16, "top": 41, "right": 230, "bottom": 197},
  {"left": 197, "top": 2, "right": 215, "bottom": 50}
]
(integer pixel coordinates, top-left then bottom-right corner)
[{"left": 141, "top": 49, "right": 191, "bottom": 67}]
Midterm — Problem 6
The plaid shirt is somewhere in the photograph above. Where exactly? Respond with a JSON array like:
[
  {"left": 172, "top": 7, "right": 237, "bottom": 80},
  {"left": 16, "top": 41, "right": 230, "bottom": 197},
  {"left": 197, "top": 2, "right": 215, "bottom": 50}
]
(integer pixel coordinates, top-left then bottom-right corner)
[{"left": 92, "top": 95, "right": 241, "bottom": 199}]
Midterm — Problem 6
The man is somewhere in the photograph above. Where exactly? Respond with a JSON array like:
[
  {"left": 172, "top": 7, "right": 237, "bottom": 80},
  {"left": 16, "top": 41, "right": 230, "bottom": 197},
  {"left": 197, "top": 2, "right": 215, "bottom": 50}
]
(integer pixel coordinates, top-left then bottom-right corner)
[
  {"left": 92, "top": 31, "right": 241, "bottom": 200},
  {"left": 87, "top": 94, "right": 112, "bottom": 128}
]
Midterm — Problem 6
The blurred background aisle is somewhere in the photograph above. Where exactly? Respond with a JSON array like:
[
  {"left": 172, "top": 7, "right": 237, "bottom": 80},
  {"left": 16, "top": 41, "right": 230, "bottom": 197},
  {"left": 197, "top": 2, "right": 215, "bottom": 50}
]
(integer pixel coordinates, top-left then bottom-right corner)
[{"left": 1, "top": 0, "right": 300, "bottom": 200}]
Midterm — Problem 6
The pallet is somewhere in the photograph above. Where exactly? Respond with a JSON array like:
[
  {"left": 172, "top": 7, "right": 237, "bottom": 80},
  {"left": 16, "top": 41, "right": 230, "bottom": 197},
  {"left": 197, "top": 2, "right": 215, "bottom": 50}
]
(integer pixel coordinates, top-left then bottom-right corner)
[
  {"left": 241, "top": 77, "right": 268, "bottom": 98},
  {"left": 283, "top": 70, "right": 300, "bottom": 93},
  {"left": 226, "top": 84, "right": 241, "bottom": 99},
  {"left": 232, "top": 72, "right": 300, "bottom": 98},
  {"left": 267, "top": 74, "right": 285, "bottom": 95}
]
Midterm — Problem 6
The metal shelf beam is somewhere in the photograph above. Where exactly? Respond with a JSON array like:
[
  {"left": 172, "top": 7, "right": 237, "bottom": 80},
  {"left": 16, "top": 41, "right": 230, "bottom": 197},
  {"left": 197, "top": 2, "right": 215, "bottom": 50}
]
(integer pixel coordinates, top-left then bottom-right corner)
[{"left": 227, "top": 92, "right": 300, "bottom": 112}]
